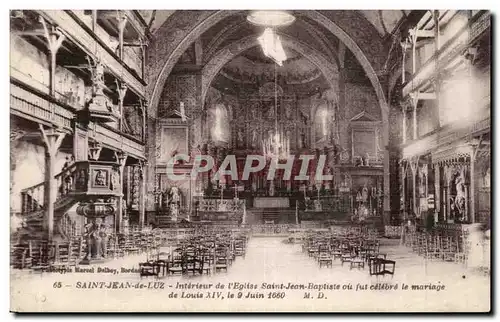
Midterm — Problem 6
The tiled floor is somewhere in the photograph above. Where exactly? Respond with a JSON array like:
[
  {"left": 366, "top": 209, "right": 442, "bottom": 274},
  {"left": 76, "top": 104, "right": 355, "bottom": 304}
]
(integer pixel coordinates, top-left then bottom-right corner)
[{"left": 11, "top": 237, "right": 490, "bottom": 312}]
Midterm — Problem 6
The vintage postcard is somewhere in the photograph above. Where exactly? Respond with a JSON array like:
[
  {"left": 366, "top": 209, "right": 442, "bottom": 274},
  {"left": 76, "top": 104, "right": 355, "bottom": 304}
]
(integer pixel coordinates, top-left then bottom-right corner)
[{"left": 9, "top": 9, "right": 491, "bottom": 312}]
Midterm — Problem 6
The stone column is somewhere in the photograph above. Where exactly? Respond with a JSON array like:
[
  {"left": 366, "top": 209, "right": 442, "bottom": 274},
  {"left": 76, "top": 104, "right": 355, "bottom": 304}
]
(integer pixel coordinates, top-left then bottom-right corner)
[{"left": 39, "top": 125, "right": 66, "bottom": 241}]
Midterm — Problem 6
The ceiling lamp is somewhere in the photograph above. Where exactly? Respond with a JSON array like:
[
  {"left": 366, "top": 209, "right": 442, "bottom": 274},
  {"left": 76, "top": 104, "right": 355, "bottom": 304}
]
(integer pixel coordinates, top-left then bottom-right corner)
[
  {"left": 247, "top": 10, "right": 296, "bottom": 27},
  {"left": 258, "top": 28, "right": 287, "bottom": 66}
]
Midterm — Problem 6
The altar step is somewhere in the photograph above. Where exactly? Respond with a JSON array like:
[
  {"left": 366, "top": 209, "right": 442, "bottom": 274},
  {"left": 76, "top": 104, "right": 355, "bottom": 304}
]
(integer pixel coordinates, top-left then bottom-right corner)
[
  {"left": 251, "top": 208, "right": 297, "bottom": 224},
  {"left": 156, "top": 216, "right": 174, "bottom": 228}
]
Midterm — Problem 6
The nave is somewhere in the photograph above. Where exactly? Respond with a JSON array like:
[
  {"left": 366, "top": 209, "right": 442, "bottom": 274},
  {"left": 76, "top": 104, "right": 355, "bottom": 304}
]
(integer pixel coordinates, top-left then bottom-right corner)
[{"left": 11, "top": 233, "right": 489, "bottom": 312}]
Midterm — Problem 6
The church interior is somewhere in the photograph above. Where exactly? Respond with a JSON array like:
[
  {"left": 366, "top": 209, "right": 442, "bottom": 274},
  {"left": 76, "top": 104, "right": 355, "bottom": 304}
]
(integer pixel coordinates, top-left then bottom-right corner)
[{"left": 9, "top": 10, "right": 491, "bottom": 311}]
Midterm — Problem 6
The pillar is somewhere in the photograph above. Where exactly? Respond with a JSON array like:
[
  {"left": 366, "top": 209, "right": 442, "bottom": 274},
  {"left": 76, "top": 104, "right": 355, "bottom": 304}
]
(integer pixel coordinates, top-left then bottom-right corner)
[
  {"left": 118, "top": 13, "right": 128, "bottom": 60},
  {"left": 116, "top": 82, "right": 127, "bottom": 132},
  {"left": 40, "top": 17, "right": 65, "bottom": 97},
  {"left": 444, "top": 165, "right": 451, "bottom": 222},
  {"left": 401, "top": 161, "right": 406, "bottom": 219},
  {"left": 412, "top": 97, "right": 418, "bottom": 140},
  {"left": 434, "top": 165, "right": 441, "bottom": 219},
  {"left": 39, "top": 125, "right": 66, "bottom": 241},
  {"left": 402, "top": 103, "right": 407, "bottom": 144},
  {"left": 138, "top": 160, "right": 146, "bottom": 228},
  {"left": 470, "top": 155, "right": 476, "bottom": 223},
  {"left": 410, "top": 158, "right": 418, "bottom": 218},
  {"left": 115, "top": 151, "right": 127, "bottom": 232}
]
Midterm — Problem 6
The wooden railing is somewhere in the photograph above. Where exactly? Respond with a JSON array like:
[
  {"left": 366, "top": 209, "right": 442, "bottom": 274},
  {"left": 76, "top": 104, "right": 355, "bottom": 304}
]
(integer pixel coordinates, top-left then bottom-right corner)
[
  {"left": 197, "top": 199, "right": 246, "bottom": 212},
  {"left": 11, "top": 80, "right": 147, "bottom": 160},
  {"left": 402, "top": 11, "right": 491, "bottom": 97},
  {"left": 299, "top": 196, "right": 352, "bottom": 213}
]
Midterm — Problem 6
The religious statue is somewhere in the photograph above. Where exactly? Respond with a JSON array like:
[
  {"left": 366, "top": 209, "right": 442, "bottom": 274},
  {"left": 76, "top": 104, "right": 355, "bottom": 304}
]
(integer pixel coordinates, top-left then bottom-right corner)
[
  {"left": 170, "top": 186, "right": 180, "bottom": 204},
  {"left": 418, "top": 168, "right": 427, "bottom": 197},
  {"left": 300, "top": 132, "right": 307, "bottom": 149},
  {"left": 237, "top": 129, "right": 244, "bottom": 147},
  {"left": 284, "top": 103, "right": 292, "bottom": 119},
  {"left": 251, "top": 107, "right": 258, "bottom": 119},
  {"left": 361, "top": 184, "right": 369, "bottom": 203},
  {"left": 97, "top": 218, "right": 108, "bottom": 257},
  {"left": 166, "top": 186, "right": 181, "bottom": 221},
  {"left": 83, "top": 217, "right": 107, "bottom": 260},
  {"left": 76, "top": 169, "right": 88, "bottom": 190},
  {"left": 454, "top": 170, "right": 467, "bottom": 221},
  {"left": 111, "top": 167, "right": 120, "bottom": 191},
  {"left": 267, "top": 104, "right": 275, "bottom": 118},
  {"left": 94, "top": 170, "right": 106, "bottom": 186},
  {"left": 364, "top": 153, "right": 370, "bottom": 166},
  {"left": 170, "top": 203, "right": 179, "bottom": 222},
  {"left": 269, "top": 180, "right": 275, "bottom": 197},
  {"left": 251, "top": 129, "right": 258, "bottom": 148},
  {"left": 483, "top": 166, "right": 490, "bottom": 188}
]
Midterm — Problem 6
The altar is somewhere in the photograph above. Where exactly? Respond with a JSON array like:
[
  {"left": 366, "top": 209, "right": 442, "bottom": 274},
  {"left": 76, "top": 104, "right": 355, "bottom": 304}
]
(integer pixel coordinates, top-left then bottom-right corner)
[{"left": 254, "top": 197, "right": 290, "bottom": 208}]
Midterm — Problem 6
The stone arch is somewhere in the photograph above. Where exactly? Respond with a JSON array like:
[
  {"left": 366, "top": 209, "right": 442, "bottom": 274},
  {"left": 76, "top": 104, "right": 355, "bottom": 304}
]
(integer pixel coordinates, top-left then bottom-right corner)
[
  {"left": 147, "top": 10, "right": 236, "bottom": 111},
  {"left": 200, "top": 34, "right": 340, "bottom": 108},
  {"left": 147, "top": 10, "right": 391, "bottom": 216}
]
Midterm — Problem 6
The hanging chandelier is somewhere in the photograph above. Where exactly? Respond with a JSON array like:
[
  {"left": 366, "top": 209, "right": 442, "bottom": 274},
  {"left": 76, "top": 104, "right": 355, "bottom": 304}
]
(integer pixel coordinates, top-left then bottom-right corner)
[
  {"left": 249, "top": 11, "right": 295, "bottom": 161},
  {"left": 261, "top": 62, "right": 290, "bottom": 161}
]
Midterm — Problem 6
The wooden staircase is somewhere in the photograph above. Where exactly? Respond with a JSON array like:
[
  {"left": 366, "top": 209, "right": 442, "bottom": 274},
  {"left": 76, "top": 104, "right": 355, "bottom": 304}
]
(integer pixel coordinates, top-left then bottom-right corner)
[{"left": 16, "top": 160, "right": 122, "bottom": 242}]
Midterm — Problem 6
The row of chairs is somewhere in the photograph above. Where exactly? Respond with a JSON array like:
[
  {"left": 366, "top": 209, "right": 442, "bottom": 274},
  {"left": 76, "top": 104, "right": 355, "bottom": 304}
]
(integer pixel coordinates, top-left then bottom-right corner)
[
  {"left": 139, "top": 232, "right": 249, "bottom": 278},
  {"left": 301, "top": 232, "right": 396, "bottom": 277},
  {"left": 404, "top": 229, "right": 469, "bottom": 263}
]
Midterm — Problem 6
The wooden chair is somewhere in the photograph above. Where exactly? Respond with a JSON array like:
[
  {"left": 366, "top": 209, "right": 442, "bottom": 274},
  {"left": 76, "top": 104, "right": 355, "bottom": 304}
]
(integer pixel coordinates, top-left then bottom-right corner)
[
  {"left": 369, "top": 258, "right": 396, "bottom": 277},
  {"left": 317, "top": 244, "right": 333, "bottom": 268},
  {"left": 154, "top": 251, "right": 170, "bottom": 276},
  {"left": 139, "top": 260, "right": 159, "bottom": 278},
  {"left": 350, "top": 257, "right": 365, "bottom": 270},
  {"left": 168, "top": 248, "right": 185, "bottom": 275}
]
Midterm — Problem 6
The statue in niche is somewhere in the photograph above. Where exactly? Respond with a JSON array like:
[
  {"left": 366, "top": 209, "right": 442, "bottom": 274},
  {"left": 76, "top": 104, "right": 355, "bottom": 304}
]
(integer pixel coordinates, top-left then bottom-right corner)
[
  {"left": 361, "top": 183, "right": 369, "bottom": 203},
  {"left": 267, "top": 104, "right": 275, "bottom": 119}
]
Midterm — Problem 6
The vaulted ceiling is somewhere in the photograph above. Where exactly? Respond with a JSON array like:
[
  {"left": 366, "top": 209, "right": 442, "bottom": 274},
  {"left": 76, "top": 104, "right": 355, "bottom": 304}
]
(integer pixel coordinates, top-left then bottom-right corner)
[
  {"left": 143, "top": 9, "right": 418, "bottom": 127},
  {"left": 138, "top": 10, "right": 409, "bottom": 39}
]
